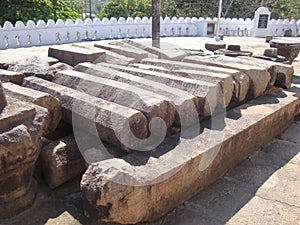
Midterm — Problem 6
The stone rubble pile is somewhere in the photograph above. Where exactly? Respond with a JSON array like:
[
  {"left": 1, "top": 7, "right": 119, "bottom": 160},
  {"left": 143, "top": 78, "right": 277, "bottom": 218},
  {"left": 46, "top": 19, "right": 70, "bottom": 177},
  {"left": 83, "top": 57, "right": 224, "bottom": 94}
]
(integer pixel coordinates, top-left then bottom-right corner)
[{"left": 0, "top": 39, "right": 298, "bottom": 223}]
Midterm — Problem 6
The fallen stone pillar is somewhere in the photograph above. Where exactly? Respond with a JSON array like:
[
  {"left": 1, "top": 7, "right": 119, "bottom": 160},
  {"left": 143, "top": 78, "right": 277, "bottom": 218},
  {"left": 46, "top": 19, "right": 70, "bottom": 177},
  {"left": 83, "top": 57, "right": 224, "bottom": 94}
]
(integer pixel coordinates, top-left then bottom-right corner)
[
  {"left": 22, "top": 76, "right": 149, "bottom": 151},
  {"left": 98, "top": 63, "right": 221, "bottom": 117},
  {"left": 121, "top": 39, "right": 187, "bottom": 61},
  {"left": 238, "top": 56, "right": 294, "bottom": 89},
  {"left": 0, "top": 69, "right": 24, "bottom": 85},
  {"left": 182, "top": 56, "right": 271, "bottom": 99},
  {"left": 140, "top": 58, "right": 249, "bottom": 104},
  {"left": 53, "top": 70, "right": 175, "bottom": 129},
  {"left": 3, "top": 82, "right": 62, "bottom": 135},
  {"left": 94, "top": 43, "right": 148, "bottom": 62},
  {"left": 75, "top": 62, "right": 199, "bottom": 127},
  {"left": 40, "top": 135, "right": 86, "bottom": 189},
  {"left": 81, "top": 91, "right": 299, "bottom": 224},
  {"left": 48, "top": 45, "right": 105, "bottom": 67},
  {"left": 0, "top": 97, "right": 47, "bottom": 219}
]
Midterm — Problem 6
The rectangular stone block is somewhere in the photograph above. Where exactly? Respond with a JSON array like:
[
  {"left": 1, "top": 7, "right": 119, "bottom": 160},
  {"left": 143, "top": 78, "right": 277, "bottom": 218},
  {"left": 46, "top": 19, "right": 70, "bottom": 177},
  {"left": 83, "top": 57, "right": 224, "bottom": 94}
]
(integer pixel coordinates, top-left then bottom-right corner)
[
  {"left": 122, "top": 39, "right": 187, "bottom": 61},
  {"left": 0, "top": 97, "right": 36, "bottom": 133},
  {"left": 183, "top": 56, "right": 271, "bottom": 99},
  {"left": 53, "top": 69, "right": 175, "bottom": 129},
  {"left": 41, "top": 135, "right": 86, "bottom": 189},
  {"left": 22, "top": 76, "right": 149, "bottom": 151},
  {"left": 75, "top": 62, "right": 199, "bottom": 127},
  {"left": 94, "top": 43, "right": 148, "bottom": 62},
  {"left": 99, "top": 62, "right": 224, "bottom": 116},
  {"left": 0, "top": 69, "right": 24, "bottom": 85},
  {"left": 72, "top": 43, "right": 136, "bottom": 66},
  {"left": 3, "top": 82, "right": 62, "bottom": 135},
  {"left": 48, "top": 45, "right": 105, "bottom": 67},
  {"left": 81, "top": 91, "right": 299, "bottom": 224}
]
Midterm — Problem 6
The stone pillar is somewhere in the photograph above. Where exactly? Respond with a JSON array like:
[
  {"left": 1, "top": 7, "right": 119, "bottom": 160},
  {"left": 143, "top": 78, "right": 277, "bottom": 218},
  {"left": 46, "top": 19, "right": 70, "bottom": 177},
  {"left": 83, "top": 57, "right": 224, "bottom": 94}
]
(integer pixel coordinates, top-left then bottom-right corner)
[
  {"left": 252, "top": 7, "right": 271, "bottom": 37},
  {"left": 152, "top": 0, "right": 161, "bottom": 48},
  {"left": 0, "top": 82, "right": 7, "bottom": 111}
]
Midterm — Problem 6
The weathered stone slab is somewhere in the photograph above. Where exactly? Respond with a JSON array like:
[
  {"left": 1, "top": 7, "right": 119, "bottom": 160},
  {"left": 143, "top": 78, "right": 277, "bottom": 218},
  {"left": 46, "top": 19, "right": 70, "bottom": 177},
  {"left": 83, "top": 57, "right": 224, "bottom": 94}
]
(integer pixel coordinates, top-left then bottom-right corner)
[
  {"left": 22, "top": 76, "right": 149, "bottom": 150},
  {"left": 108, "top": 40, "right": 158, "bottom": 59},
  {"left": 0, "top": 82, "right": 6, "bottom": 111},
  {"left": 75, "top": 62, "right": 199, "bottom": 127},
  {"left": 40, "top": 135, "right": 86, "bottom": 189},
  {"left": 72, "top": 43, "right": 136, "bottom": 66},
  {"left": 94, "top": 43, "right": 148, "bottom": 62},
  {"left": 239, "top": 56, "right": 294, "bottom": 89},
  {"left": 139, "top": 58, "right": 249, "bottom": 104},
  {"left": 7, "top": 56, "right": 50, "bottom": 80},
  {"left": 270, "top": 39, "right": 300, "bottom": 64},
  {"left": 53, "top": 69, "right": 175, "bottom": 129},
  {"left": 0, "top": 97, "right": 36, "bottom": 132},
  {"left": 3, "top": 82, "right": 62, "bottom": 135},
  {"left": 48, "top": 45, "right": 105, "bottom": 67},
  {"left": 205, "top": 42, "right": 226, "bottom": 51},
  {"left": 122, "top": 39, "right": 187, "bottom": 61},
  {"left": 183, "top": 56, "right": 271, "bottom": 99},
  {"left": 0, "top": 97, "right": 47, "bottom": 219},
  {"left": 81, "top": 91, "right": 299, "bottom": 224},
  {"left": 98, "top": 62, "right": 220, "bottom": 117},
  {"left": 0, "top": 69, "right": 24, "bottom": 84}
]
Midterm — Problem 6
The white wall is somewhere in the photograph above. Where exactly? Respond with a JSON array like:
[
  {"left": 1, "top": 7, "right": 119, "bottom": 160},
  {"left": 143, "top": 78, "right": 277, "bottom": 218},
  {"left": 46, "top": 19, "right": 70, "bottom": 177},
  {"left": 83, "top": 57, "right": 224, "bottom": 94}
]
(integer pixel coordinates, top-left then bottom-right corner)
[{"left": 0, "top": 17, "right": 299, "bottom": 49}]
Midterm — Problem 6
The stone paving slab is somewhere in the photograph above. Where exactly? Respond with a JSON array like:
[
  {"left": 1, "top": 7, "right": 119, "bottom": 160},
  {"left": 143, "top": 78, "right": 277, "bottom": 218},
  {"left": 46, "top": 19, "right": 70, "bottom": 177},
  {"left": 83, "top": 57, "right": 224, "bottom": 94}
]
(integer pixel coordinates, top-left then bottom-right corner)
[{"left": 0, "top": 69, "right": 24, "bottom": 85}]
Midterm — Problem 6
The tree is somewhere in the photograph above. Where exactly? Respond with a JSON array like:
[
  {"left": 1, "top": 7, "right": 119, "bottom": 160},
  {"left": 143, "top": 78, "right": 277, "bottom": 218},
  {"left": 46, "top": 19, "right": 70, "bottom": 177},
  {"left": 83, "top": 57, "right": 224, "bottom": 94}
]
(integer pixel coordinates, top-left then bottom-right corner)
[
  {"left": 0, "top": 0, "right": 81, "bottom": 26},
  {"left": 99, "top": 0, "right": 152, "bottom": 19}
]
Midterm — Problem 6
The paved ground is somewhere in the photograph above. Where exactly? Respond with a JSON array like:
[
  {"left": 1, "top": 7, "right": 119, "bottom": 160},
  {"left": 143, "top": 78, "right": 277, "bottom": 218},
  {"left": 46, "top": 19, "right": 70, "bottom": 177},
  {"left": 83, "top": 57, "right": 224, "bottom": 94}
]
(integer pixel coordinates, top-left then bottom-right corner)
[{"left": 0, "top": 37, "right": 300, "bottom": 225}]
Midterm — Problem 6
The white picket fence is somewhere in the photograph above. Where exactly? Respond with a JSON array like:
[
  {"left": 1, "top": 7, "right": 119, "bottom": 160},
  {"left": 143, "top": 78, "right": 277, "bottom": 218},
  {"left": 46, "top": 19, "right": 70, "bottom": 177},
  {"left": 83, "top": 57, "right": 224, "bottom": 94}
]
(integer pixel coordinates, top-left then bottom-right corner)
[{"left": 0, "top": 16, "right": 299, "bottom": 49}]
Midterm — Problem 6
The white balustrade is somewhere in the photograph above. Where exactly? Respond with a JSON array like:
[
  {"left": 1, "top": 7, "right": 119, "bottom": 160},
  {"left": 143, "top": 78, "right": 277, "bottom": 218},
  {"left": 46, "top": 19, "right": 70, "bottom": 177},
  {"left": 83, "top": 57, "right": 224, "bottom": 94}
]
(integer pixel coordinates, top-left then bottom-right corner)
[{"left": 0, "top": 16, "right": 299, "bottom": 49}]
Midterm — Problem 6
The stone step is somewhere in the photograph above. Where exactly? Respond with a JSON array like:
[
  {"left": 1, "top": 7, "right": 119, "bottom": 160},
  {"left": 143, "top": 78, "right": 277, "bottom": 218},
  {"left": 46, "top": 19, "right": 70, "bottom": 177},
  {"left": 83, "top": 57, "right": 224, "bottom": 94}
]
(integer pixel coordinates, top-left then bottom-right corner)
[
  {"left": 94, "top": 43, "right": 148, "bottom": 62},
  {"left": 53, "top": 69, "right": 175, "bottom": 129},
  {"left": 99, "top": 62, "right": 224, "bottom": 116},
  {"left": 121, "top": 39, "right": 187, "bottom": 61},
  {"left": 0, "top": 69, "right": 24, "bottom": 85},
  {"left": 140, "top": 58, "right": 250, "bottom": 103},
  {"left": 74, "top": 62, "right": 199, "bottom": 127},
  {"left": 0, "top": 82, "right": 6, "bottom": 111},
  {"left": 183, "top": 56, "right": 271, "bottom": 99},
  {"left": 3, "top": 82, "right": 62, "bottom": 135},
  {"left": 0, "top": 96, "right": 36, "bottom": 133},
  {"left": 48, "top": 45, "right": 105, "bottom": 67},
  {"left": 81, "top": 91, "right": 299, "bottom": 224},
  {"left": 22, "top": 76, "right": 149, "bottom": 151}
]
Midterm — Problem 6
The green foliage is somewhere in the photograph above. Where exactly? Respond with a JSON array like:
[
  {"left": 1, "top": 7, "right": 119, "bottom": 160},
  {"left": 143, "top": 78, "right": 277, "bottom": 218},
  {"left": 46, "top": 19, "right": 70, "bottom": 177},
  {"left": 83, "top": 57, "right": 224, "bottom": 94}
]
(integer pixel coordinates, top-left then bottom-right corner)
[
  {"left": 99, "top": 0, "right": 152, "bottom": 19},
  {"left": 0, "top": 0, "right": 81, "bottom": 26}
]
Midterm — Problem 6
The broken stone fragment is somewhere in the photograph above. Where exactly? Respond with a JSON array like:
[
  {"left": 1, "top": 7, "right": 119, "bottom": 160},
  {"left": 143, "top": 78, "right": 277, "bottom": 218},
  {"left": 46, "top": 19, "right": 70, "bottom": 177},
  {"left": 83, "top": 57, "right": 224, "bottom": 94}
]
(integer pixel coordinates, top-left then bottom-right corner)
[
  {"left": 40, "top": 135, "right": 86, "bottom": 189},
  {"left": 48, "top": 45, "right": 105, "bottom": 67},
  {"left": 0, "top": 82, "right": 6, "bottom": 111},
  {"left": 3, "top": 82, "right": 62, "bottom": 135},
  {"left": 7, "top": 56, "right": 50, "bottom": 80},
  {"left": 0, "top": 69, "right": 25, "bottom": 85},
  {"left": 0, "top": 97, "right": 47, "bottom": 219}
]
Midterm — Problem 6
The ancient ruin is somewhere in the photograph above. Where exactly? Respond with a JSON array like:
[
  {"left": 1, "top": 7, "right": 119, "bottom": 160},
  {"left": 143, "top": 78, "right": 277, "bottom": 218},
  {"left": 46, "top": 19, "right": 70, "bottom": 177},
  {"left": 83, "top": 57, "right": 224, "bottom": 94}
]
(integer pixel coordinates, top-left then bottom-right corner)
[{"left": 0, "top": 37, "right": 299, "bottom": 224}]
